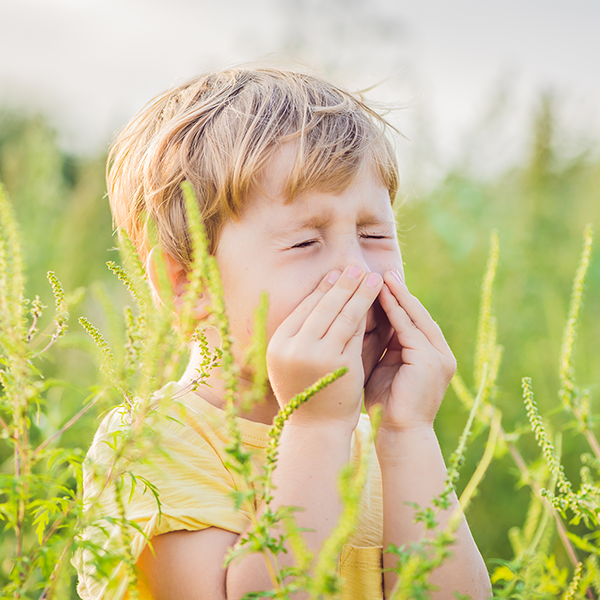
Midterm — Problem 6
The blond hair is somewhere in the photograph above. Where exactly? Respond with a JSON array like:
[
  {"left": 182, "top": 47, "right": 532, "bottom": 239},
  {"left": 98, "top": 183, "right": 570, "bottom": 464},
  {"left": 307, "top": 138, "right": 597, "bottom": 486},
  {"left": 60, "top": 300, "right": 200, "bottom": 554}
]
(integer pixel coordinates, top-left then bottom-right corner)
[{"left": 107, "top": 66, "right": 399, "bottom": 267}]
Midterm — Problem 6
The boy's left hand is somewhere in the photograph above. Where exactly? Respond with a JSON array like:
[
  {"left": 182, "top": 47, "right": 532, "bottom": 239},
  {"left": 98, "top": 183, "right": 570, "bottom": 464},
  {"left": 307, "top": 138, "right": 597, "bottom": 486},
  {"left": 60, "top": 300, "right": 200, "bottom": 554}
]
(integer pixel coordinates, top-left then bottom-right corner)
[{"left": 364, "top": 270, "right": 457, "bottom": 434}]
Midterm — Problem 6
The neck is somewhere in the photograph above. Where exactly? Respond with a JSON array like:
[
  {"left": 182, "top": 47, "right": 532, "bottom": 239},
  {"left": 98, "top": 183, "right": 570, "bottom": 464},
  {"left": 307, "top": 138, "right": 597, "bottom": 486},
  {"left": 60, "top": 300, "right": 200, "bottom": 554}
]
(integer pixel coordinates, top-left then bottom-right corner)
[{"left": 178, "top": 338, "right": 281, "bottom": 426}]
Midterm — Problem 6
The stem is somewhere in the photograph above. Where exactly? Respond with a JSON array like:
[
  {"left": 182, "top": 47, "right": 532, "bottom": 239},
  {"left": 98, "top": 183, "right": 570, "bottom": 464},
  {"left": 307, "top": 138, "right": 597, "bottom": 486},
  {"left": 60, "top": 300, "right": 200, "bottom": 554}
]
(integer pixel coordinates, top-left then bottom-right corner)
[
  {"left": 245, "top": 501, "right": 284, "bottom": 592},
  {"left": 27, "top": 319, "right": 61, "bottom": 353},
  {"left": 453, "top": 370, "right": 585, "bottom": 582},
  {"left": 40, "top": 497, "right": 78, "bottom": 547},
  {"left": 14, "top": 493, "right": 79, "bottom": 594},
  {"left": 37, "top": 540, "right": 71, "bottom": 600},
  {"left": 31, "top": 328, "right": 65, "bottom": 359},
  {"left": 501, "top": 428, "right": 580, "bottom": 569},
  {"left": 32, "top": 393, "right": 101, "bottom": 458},
  {"left": 26, "top": 311, "right": 40, "bottom": 342},
  {"left": 261, "top": 549, "right": 282, "bottom": 593},
  {"left": 505, "top": 426, "right": 596, "bottom": 600},
  {"left": 0, "top": 412, "right": 10, "bottom": 434},
  {"left": 583, "top": 427, "right": 600, "bottom": 462},
  {"left": 14, "top": 439, "right": 22, "bottom": 581},
  {"left": 458, "top": 409, "right": 500, "bottom": 512},
  {"left": 572, "top": 405, "right": 600, "bottom": 462},
  {"left": 13, "top": 380, "right": 29, "bottom": 595}
]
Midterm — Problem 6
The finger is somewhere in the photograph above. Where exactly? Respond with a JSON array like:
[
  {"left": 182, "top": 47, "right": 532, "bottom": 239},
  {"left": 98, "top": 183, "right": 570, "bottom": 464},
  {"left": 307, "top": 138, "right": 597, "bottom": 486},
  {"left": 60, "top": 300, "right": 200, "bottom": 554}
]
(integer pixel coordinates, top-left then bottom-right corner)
[
  {"left": 341, "top": 313, "right": 367, "bottom": 357},
  {"left": 383, "top": 270, "right": 453, "bottom": 356},
  {"left": 299, "top": 265, "right": 373, "bottom": 340},
  {"left": 276, "top": 270, "right": 341, "bottom": 338},
  {"left": 374, "top": 325, "right": 403, "bottom": 367},
  {"left": 325, "top": 271, "right": 384, "bottom": 346},
  {"left": 378, "top": 283, "right": 430, "bottom": 351}
]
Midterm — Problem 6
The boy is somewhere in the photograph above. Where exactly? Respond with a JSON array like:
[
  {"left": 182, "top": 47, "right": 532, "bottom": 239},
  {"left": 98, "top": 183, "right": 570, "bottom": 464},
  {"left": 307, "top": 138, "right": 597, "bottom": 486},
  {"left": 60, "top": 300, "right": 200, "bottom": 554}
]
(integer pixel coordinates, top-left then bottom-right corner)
[{"left": 76, "top": 66, "right": 491, "bottom": 599}]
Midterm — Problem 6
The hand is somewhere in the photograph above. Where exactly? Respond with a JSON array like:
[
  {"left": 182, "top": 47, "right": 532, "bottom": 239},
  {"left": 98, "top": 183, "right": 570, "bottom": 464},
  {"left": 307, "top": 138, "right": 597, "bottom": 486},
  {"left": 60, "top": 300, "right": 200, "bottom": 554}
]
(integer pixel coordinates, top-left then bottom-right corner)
[
  {"left": 364, "top": 270, "right": 456, "bottom": 433},
  {"left": 267, "top": 265, "right": 384, "bottom": 430}
]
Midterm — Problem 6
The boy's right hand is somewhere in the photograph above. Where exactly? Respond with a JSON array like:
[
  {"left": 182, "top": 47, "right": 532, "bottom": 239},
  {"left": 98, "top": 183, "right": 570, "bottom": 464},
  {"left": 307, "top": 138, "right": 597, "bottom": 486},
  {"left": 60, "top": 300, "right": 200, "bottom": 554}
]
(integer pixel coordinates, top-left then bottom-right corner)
[{"left": 266, "top": 266, "right": 383, "bottom": 430}]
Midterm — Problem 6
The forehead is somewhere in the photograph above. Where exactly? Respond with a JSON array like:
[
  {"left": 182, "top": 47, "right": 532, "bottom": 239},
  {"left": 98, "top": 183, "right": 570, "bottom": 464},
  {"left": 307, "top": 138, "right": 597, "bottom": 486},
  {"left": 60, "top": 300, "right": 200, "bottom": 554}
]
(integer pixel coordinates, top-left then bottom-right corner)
[
  {"left": 248, "top": 171, "right": 393, "bottom": 233},
  {"left": 244, "top": 144, "right": 393, "bottom": 222}
]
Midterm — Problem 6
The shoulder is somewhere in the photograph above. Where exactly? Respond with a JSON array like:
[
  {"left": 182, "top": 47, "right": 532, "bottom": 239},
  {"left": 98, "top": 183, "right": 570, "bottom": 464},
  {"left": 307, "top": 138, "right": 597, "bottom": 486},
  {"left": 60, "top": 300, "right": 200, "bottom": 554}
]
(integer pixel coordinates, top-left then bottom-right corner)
[
  {"left": 82, "top": 382, "right": 252, "bottom": 539},
  {"left": 86, "top": 382, "right": 220, "bottom": 463},
  {"left": 82, "top": 382, "right": 229, "bottom": 514}
]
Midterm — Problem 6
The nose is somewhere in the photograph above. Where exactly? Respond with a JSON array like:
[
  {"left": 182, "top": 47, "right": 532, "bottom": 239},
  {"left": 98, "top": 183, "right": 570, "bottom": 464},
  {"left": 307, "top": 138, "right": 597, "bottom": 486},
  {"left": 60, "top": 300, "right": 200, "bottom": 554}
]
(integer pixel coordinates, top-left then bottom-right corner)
[{"left": 331, "top": 235, "right": 373, "bottom": 276}]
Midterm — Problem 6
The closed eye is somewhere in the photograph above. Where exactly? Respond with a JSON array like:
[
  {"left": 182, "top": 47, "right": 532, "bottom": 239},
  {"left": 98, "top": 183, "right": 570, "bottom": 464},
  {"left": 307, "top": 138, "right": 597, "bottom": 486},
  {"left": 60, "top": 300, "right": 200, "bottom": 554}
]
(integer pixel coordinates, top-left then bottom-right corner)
[
  {"left": 291, "top": 239, "right": 318, "bottom": 249},
  {"left": 361, "top": 234, "right": 393, "bottom": 240}
]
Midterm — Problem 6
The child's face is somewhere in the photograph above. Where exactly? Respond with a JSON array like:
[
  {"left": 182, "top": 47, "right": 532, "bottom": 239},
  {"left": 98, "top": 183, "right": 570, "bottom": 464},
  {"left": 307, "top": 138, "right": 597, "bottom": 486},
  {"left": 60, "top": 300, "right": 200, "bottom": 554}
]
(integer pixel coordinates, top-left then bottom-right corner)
[{"left": 214, "top": 149, "right": 404, "bottom": 382}]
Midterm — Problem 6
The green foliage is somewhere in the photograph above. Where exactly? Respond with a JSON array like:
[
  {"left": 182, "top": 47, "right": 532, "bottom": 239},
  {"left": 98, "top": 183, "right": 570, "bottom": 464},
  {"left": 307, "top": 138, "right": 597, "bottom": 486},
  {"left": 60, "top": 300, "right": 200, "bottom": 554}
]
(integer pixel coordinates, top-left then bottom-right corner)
[
  {"left": 490, "top": 226, "right": 600, "bottom": 599},
  {"left": 402, "top": 92, "right": 600, "bottom": 570},
  {"left": 0, "top": 181, "right": 86, "bottom": 599},
  {"left": 0, "top": 101, "right": 599, "bottom": 599}
]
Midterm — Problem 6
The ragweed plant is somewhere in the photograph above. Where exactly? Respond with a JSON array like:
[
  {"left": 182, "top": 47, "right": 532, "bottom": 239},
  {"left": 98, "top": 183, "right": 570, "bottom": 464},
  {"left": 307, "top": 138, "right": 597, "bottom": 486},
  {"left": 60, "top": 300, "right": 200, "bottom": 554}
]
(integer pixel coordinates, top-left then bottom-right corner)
[
  {"left": 2, "top": 149, "right": 600, "bottom": 600},
  {"left": 0, "top": 182, "right": 89, "bottom": 599},
  {"left": 492, "top": 225, "right": 600, "bottom": 600}
]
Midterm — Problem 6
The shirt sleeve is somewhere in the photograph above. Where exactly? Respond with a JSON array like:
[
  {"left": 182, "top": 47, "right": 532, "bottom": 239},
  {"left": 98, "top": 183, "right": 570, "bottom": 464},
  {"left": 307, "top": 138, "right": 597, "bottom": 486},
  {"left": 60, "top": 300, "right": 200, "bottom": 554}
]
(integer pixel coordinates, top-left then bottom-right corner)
[
  {"left": 339, "top": 545, "right": 384, "bottom": 600},
  {"left": 74, "top": 402, "right": 250, "bottom": 600}
]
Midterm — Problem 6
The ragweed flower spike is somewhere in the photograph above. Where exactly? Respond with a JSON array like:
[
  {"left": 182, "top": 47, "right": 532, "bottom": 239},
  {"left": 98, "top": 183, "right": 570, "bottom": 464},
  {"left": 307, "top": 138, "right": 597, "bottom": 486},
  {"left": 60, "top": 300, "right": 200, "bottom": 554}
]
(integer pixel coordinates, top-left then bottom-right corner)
[
  {"left": 564, "top": 562, "right": 583, "bottom": 600},
  {"left": 559, "top": 224, "right": 594, "bottom": 412},
  {"left": 227, "top": 367, "right": 350, "bottom": 596},
  {"left": 264, "top": 367, "right": 349, "bottom": 497},
  {"left": 47, "top": 271, "right": 69, "bottom": 338},
  {"left": 0, "top": 181, "right": 26, "bottom": 351},
  {"left": 79, "top": 316, "right": 116, "bottom": 372},
  {"left": 107, "top": 261, "right": 143, "bottom": 308},
  {"left": 179, "top": 181, "right": 210, "bottom": 336},
  {"left": 242, "top": 291, "right": 270, "bottom": 412},
  {"left": 522, "top": 377, "right": 581, "bottom": 517},
  {"left": 452, "top": 230, "right": 502, "bottom": 414},
  {"left": 113, "top": 230, "right": 154, "bottom": 330},
  {"left": 474, "top": 229, "right": 500, "bottom": 401}
]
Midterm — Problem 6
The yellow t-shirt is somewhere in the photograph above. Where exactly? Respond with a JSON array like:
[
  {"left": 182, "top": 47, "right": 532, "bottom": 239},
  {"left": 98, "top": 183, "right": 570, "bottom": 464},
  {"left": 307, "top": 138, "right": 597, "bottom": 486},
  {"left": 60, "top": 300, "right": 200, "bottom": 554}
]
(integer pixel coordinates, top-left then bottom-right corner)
[{"left": 75, "top": 382, "right": 384, "bottom": 599}]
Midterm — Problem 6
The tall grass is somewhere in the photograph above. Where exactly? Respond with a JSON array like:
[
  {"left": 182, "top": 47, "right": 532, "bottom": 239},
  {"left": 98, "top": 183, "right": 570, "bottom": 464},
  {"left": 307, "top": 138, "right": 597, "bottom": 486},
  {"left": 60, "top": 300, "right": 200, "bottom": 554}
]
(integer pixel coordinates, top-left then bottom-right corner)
[{"left": 0, "top": 100, "right": 599, "bottom": 598}]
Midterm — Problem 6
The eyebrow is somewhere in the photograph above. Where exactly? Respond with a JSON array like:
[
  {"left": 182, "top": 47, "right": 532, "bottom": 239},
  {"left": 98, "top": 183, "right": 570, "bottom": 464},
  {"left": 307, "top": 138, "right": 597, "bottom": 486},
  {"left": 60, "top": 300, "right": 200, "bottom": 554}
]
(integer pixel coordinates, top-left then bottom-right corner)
[
  {"left": 282, "top": 210, "right": 394, "bottom": 235},
  {"left": 284, "top": 213, "right": 334, "bottom": 233}
]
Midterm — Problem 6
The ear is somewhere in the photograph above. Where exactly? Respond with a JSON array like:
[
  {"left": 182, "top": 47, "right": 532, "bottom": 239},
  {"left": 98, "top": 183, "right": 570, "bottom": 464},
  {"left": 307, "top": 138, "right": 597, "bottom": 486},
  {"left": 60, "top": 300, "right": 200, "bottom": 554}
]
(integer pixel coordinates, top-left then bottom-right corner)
[{"left": 146, "top": 246, "right": 211, "bottom": 320}]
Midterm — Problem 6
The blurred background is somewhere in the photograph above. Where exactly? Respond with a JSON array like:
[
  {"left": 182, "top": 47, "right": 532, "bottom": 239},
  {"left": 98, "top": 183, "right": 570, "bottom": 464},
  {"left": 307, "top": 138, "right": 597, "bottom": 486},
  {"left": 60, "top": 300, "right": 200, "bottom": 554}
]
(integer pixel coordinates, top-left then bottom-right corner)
[{"left": 1, "top": 0, "right": 599, "bottom": 580}]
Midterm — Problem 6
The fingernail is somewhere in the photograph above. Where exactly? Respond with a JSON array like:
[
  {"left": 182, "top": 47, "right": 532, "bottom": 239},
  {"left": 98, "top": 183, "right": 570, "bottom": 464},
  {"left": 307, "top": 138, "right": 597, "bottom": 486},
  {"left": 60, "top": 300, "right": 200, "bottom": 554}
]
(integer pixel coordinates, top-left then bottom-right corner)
[
  {"left": 366, "top": 272, "right": 381, "bottom": 288},
  {"left": 327, "top": 270, "right": 341, "bottom": 284},
  {"left": 391, "top": 269, "right": 403, "bottom": 283},
  {"left": 347, "top": 265, "right": 363, "bottom": 279}
]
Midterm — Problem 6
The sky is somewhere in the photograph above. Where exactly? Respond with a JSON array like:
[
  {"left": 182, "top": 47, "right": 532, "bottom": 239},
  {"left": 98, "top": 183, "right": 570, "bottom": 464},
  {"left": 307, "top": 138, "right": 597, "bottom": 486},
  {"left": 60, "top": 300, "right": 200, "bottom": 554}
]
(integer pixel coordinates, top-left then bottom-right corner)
[{"left": 1, "top": 0, "right": 599, "bottom": 181}]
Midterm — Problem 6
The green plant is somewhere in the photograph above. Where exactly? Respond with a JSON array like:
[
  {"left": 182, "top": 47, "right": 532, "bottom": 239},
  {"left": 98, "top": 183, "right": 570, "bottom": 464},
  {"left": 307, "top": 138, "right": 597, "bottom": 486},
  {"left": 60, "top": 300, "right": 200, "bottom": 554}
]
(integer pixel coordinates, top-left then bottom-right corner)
[
  {"left": 1, "top": 177, "right": 491, "bottom": 599},
  {"left": 0, "top": 182, "right": 87, "bottom": 599},
  {"left": 1, "top": 102, "right": 599, "bottom": 598},
  {"left": 490, "top": 226, "right": 600, "bottom": 600}
]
